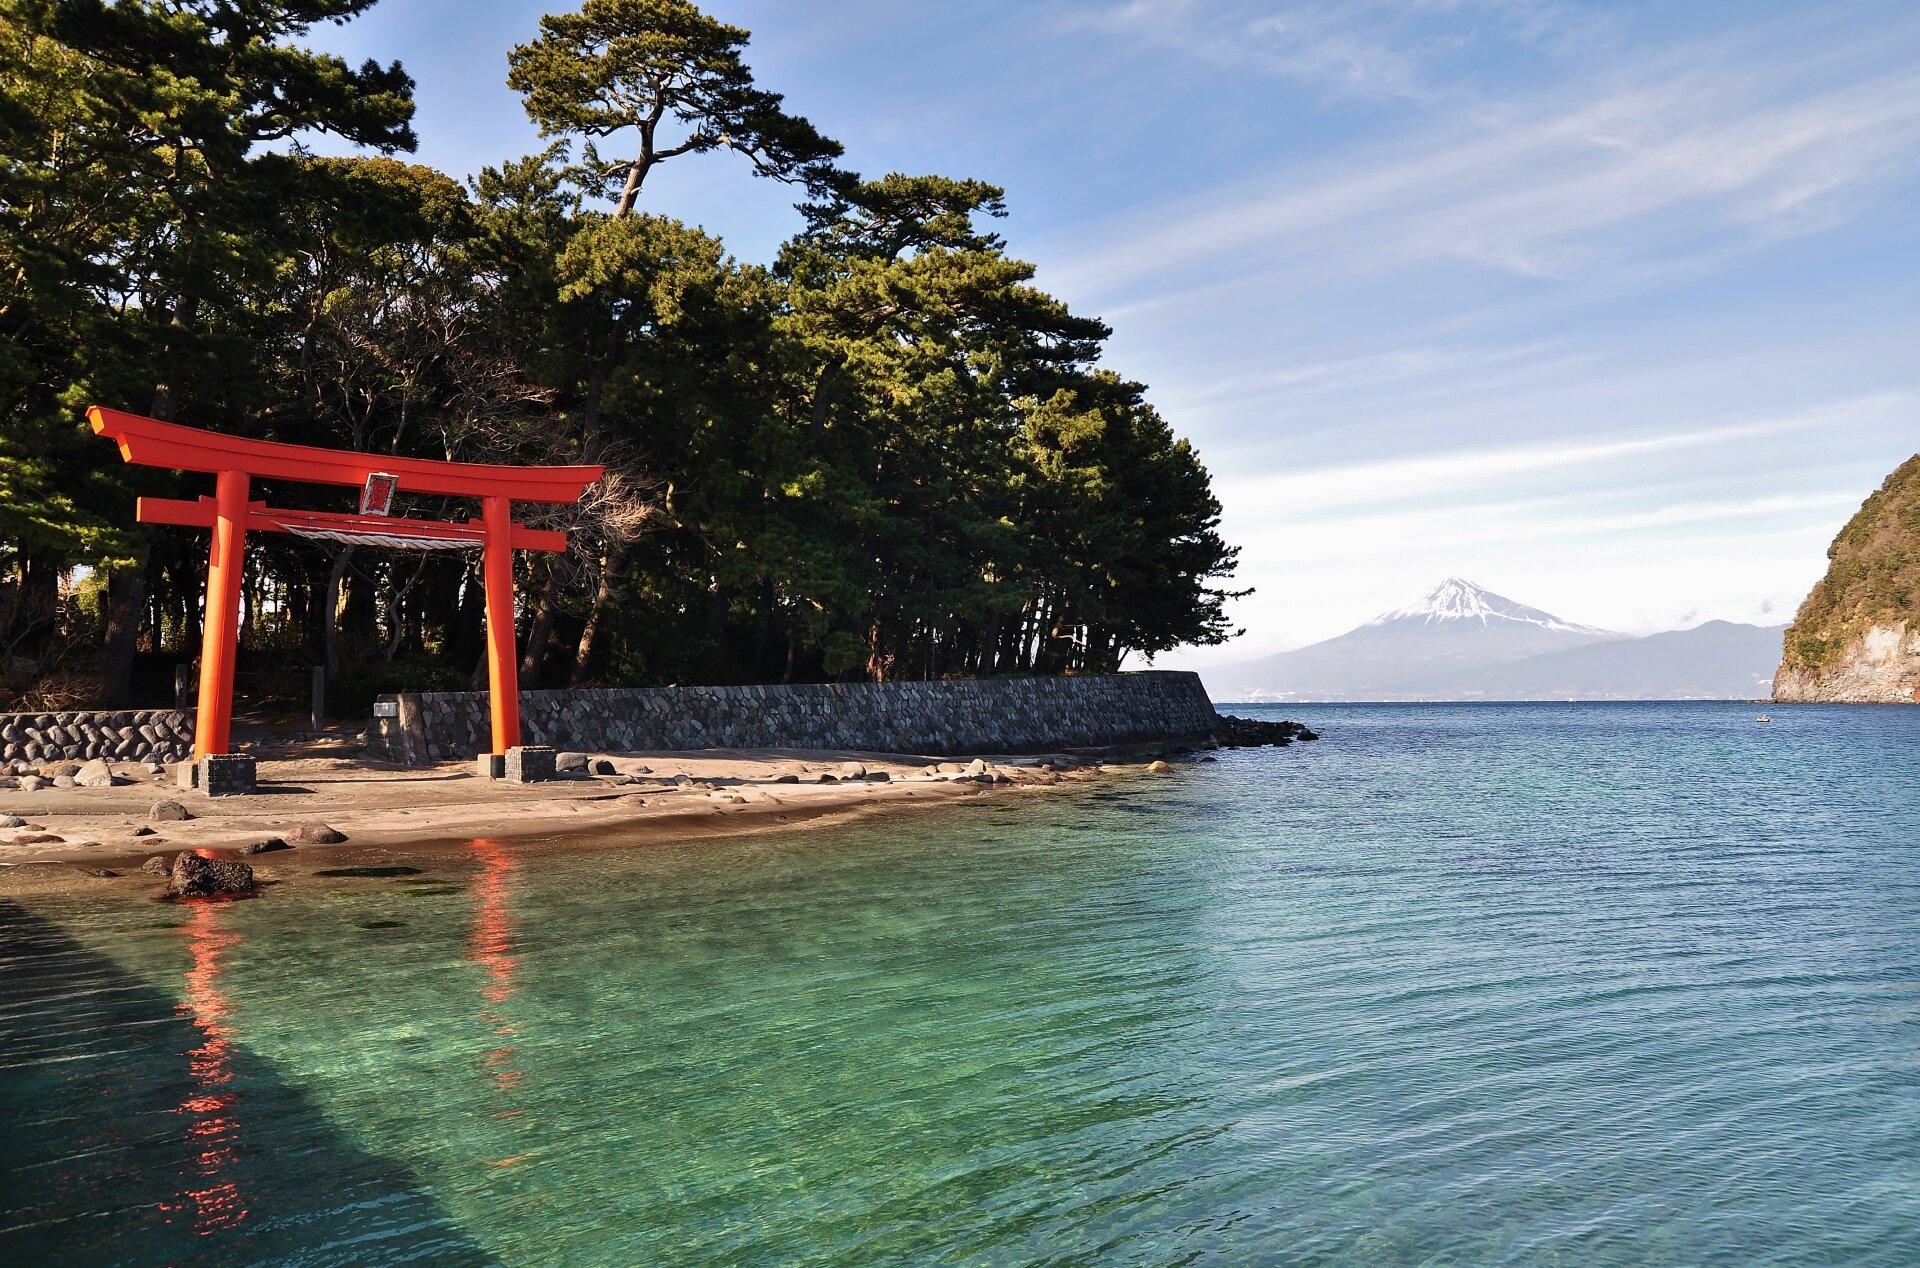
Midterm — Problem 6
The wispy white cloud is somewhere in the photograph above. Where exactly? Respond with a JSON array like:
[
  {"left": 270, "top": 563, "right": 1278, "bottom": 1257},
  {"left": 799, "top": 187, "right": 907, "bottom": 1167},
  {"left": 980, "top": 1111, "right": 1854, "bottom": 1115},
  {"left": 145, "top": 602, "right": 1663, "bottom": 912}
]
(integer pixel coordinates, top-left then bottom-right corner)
[
  {"left": 1162, "top": 338, "right": 1584, "bottom": 408},
  {"left": 1079, "top": 0, "right": 1615, "bottom": 104},
  {"left": 1046, "top": 12, "right": 1920, "bottom": 300},
  {"left": 1264, "top": 490, "right": 1864, "bottom": 554},
  {"left": 1214, "top": 394, "right": 1907, "bottom": 520}
]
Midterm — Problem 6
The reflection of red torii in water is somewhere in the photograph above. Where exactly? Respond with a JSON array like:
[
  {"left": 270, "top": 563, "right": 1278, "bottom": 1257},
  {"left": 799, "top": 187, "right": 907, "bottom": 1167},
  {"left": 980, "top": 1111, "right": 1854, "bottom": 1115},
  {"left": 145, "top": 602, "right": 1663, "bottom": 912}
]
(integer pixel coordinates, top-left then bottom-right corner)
[
  {"left": 466, "top": 837, "right": 540, "bottom": 1176},
  {"left": 465, "top": 838, "right": 524, "bottom": 1096},
  {"left": 165, "top": 901, "right": 250, "bottom": 1237},
  {"left": 90, "top": 407, "right": 602, "bottom": 769}
]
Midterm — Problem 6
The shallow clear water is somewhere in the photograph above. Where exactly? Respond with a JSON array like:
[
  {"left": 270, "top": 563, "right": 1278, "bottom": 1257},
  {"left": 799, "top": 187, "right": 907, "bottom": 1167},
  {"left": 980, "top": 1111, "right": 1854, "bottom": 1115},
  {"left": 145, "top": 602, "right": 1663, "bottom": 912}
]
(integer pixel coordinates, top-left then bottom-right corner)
[{"left": 4, "top": 702, "right": 1918, "bottom": 1264}]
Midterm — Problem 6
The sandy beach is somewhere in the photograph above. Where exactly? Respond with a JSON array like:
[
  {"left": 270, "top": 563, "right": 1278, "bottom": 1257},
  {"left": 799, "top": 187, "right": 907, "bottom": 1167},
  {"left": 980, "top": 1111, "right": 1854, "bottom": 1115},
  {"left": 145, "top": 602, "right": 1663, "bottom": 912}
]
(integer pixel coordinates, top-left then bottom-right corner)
[{"left": 0, "top": 746, "right": 1130, "bottom": 900}]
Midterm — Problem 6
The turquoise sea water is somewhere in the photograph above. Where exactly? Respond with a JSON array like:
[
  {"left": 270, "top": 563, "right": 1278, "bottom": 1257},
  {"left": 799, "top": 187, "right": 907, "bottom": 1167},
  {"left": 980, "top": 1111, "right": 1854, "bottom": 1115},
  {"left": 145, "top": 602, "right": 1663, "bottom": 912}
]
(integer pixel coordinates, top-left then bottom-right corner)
[{"left": 4, "top": 701, "right": 1918, "bottom": 1264}]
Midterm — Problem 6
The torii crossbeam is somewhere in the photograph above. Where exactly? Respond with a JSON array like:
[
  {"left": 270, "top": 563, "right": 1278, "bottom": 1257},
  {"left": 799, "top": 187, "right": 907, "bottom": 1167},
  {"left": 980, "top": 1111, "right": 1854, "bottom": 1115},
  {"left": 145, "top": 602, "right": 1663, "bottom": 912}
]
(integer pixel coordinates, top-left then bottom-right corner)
[{"left": 90, "top": 406, "right": 603, "bottom": 767}]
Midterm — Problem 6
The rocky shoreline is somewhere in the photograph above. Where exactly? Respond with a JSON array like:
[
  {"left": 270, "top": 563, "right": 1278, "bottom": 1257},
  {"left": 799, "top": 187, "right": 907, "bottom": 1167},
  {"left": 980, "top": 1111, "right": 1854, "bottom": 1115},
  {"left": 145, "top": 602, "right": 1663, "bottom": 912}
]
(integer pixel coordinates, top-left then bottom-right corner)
[
  {"left": 0, "top": 711, "right": 1320, "bottom": 902},
  {"left": 1212, "top": 714, "right": 1320, "bottom": 747},
  {"left": 1771, "top": 623, "right": 1920, "bottom": 704},
  {"left": 1772, "top": 454, "right": 1919, "bottom": 703}
]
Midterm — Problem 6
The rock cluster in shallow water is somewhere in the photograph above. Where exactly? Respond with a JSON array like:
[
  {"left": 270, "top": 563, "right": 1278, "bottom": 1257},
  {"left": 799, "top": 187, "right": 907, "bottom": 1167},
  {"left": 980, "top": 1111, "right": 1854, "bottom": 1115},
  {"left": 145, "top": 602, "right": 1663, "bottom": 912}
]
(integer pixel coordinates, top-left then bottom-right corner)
[
  {"left": 1212, "top": 714, "right": 1319, "bottom": 747},
  {"left": 166, "top": 852, "right": 256, "bottom": 899}
]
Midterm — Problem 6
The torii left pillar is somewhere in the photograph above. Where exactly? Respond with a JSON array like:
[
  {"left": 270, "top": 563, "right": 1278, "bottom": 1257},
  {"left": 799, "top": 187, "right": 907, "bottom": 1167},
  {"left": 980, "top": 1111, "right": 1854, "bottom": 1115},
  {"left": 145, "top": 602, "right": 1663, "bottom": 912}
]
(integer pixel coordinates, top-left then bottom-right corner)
[
  {"left": 197, "top": 470, "right": 250, "bottom": 761},
  {"left": 180, "top": 469, "right": 258, "bottom": 795}
]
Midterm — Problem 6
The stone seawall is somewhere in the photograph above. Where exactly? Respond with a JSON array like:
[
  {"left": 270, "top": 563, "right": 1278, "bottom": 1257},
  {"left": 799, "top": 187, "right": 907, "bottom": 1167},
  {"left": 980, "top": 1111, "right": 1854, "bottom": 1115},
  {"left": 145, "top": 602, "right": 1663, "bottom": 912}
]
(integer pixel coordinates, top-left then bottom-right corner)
[
  {"left": 381, "top": 673, "right": 1222, "bottom": 764},
  {"left": 0, "top": 709, "right": 195, "bottom": 766}
]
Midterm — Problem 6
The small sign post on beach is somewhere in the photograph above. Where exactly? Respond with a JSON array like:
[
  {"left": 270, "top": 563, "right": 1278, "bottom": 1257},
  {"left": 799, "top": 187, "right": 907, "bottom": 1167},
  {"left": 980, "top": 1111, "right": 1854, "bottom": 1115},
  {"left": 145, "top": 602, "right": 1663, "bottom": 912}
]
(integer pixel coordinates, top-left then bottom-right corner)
[{"left": 89, "top": 406, "right": 602, "bottom": 789}]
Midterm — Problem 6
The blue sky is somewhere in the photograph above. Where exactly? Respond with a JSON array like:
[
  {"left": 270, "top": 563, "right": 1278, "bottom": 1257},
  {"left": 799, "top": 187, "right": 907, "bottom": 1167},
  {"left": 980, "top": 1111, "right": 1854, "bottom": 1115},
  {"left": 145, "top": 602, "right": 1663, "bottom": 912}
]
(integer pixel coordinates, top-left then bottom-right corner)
[{"left": 307, "top": 0, "right": 1920, "bottom": 663}]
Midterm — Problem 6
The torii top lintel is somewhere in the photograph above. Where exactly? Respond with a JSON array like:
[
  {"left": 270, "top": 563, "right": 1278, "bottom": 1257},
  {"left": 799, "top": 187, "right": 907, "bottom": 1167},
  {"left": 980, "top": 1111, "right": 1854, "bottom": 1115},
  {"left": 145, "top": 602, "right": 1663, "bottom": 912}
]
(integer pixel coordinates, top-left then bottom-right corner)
[{"left": 88, "top": 406, "right": 602, "bottom": 505}]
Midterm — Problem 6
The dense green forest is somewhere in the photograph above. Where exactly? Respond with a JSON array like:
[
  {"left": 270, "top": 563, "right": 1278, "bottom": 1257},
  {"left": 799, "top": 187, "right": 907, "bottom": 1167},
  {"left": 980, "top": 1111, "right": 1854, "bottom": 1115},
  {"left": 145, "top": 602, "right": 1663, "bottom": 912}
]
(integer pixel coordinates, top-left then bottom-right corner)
[{"left": 0, "top": 0, "right": 1241, "bottom": 714}]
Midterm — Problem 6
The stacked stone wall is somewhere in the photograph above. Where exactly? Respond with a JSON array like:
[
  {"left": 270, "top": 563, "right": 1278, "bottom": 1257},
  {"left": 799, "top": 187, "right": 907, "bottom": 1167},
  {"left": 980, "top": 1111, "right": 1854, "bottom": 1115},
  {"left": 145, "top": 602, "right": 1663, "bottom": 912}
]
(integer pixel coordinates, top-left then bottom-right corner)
[
  {"left": 0, "top": 709, "right": 195, "bottom": 766},
  {"left": 384, "top": 673, "right": 1220, "bottom": 764}
]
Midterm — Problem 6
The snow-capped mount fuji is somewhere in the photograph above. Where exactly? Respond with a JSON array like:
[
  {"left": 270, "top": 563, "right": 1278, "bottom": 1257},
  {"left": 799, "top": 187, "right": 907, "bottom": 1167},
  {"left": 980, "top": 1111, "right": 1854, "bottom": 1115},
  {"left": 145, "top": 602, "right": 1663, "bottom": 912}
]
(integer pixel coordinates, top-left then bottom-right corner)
[
  {"left": 1204, "top": 578, "right": 1622, "bottom": 701},
  {"left": 1202, "top": 577, "right": 1785, "bottom": 702},
  {"left": 1332, "top": 577, "right": 1620, "bottom": 666},
  {"left": 1369, "top": 578, "right": 1612, "bottom": 637}
]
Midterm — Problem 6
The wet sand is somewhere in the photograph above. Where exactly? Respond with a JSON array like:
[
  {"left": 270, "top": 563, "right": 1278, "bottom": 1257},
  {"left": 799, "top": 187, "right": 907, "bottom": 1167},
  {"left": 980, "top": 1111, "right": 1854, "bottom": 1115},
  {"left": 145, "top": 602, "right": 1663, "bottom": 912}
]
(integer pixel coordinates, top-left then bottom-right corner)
[{"left": 0, "top": 748, "right": 1122, "bottom": 900}]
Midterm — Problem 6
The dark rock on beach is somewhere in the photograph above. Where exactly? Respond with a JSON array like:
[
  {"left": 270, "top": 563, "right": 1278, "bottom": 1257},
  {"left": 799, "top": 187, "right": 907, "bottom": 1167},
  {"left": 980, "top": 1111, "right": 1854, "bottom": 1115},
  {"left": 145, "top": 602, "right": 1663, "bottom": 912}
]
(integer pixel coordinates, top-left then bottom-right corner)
[
  {"left": 287, "top": 822, "right": 346, "bottom": 845},
  {"left": 237, "top": 838, "right": 288, "bottom": 855},
  {"left": 150, "top": 799, "right": 194, "bottom": 822},
  {"left": 167, "top": 852, "right": 256, "bottom": 898}
]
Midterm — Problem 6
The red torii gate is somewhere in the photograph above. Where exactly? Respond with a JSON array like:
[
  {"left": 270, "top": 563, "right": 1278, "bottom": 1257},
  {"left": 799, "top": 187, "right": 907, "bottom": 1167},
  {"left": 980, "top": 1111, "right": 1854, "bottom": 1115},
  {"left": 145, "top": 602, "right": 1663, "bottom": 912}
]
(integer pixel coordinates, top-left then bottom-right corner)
[{"left": 90, "top": 406, "right": 603, "bottom": 768}]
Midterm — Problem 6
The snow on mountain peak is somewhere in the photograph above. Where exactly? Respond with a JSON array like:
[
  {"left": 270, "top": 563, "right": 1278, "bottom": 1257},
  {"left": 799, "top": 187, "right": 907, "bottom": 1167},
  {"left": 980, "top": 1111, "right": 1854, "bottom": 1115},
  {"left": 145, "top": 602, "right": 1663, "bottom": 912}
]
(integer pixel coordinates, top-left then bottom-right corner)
[{"left": 1368, "top": 578, "right": 1612, "bottom": 635}]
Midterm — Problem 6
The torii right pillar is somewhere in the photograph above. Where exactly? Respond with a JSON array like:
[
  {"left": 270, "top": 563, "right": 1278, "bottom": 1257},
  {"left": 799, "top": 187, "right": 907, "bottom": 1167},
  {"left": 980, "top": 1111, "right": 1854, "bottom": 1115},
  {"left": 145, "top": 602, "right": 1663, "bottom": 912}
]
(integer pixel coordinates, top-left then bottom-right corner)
[{"left": 481, "top": 495, "right": 523, "bottom": 762}]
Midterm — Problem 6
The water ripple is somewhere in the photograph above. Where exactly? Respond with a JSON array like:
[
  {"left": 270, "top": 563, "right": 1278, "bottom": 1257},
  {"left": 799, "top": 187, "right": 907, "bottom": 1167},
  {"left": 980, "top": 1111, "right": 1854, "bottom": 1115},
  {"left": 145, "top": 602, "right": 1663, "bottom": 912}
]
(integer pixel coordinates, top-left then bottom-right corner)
[{"left": 3, "top": 702, "right": 1918, "bottom": 1263}]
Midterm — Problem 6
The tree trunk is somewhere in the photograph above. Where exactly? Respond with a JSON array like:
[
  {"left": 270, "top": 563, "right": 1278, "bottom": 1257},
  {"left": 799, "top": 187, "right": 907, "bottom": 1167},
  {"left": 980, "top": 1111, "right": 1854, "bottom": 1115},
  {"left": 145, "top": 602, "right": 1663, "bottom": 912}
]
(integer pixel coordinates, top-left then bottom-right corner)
[
  {"left": 322, "top": 546, "right": 353, "bottom": 679},
  {"left": 3, "top": 550, "right": 61, "bottom": 659},
  {"left": 452, "top": 560, "right": 485, "bottom": 677},
  {"left": 751, "top": 578, "right": 777, "bottom": 676},
  {"left": 164, "top": 551, "right": 202, "bottom": 657},
  {"left": 99, "top": 562, "right": 147, "bottom": 706},
  {"left": 865, "top": 620, "right": 891, "bottom": 682},
  {"left": 417, "top": 558, "right": 457, "bottom": 661},
  {"left": 569, "top": 544, "right": 625, "bottom": 685},
  {"left": 976, "top": 617, "right": 999, "bottom": 675},
  {"left": 519, "top": 561, "right": 561, "bottom": 686},
  {"left": 809, "top": 354, "right": 845, "bottom": 429},
  {"left": 381, "top": 556, "right": 427, "bottom": 662}
]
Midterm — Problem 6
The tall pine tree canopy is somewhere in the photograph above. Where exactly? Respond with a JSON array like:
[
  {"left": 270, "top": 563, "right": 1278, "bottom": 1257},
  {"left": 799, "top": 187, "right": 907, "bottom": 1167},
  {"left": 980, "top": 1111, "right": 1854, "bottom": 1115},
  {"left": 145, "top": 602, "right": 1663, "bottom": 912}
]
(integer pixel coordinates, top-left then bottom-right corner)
[
  {"left": 0, "top": 0, "right": 1241, "bottom": 712},
  {"left": 507, "top": 0, "right": 843, "bottom": 213}
]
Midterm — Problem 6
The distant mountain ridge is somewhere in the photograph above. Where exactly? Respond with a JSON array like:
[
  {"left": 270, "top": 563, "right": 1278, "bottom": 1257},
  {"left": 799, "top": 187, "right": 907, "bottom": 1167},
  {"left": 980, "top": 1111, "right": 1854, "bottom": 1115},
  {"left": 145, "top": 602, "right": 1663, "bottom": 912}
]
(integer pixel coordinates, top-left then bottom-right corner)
[{"left": 1205, "top": 579, "right": 1783, "bottom": 702}]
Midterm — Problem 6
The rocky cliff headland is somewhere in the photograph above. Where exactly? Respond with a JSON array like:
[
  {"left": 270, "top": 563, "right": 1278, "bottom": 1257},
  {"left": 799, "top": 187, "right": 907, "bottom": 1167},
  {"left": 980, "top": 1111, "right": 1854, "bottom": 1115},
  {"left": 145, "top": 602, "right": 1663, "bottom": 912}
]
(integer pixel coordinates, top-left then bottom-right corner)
[{"left": 1773, "top": 454, "right": 1920, "bottom": 703}]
